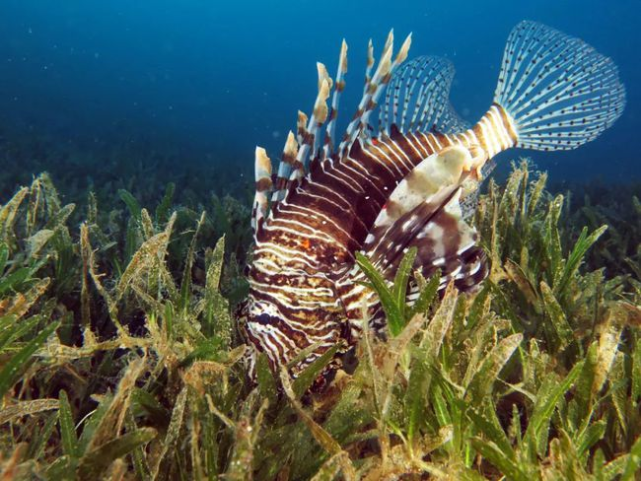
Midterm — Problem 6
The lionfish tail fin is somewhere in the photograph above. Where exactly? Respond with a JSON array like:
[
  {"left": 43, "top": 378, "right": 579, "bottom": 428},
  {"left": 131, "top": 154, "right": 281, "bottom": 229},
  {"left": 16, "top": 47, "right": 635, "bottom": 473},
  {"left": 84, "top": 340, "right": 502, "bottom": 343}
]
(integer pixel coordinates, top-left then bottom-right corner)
[{"left": 494, "top": 20, "right": 626, "bottom": 152}]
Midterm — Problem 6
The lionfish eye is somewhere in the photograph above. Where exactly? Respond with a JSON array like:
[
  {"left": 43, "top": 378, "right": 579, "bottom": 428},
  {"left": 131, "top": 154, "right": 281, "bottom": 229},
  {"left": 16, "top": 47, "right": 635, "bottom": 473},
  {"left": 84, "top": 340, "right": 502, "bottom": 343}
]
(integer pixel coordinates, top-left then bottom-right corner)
[{"left": 254, "top": 313, "right": 273, "bottom": 325}]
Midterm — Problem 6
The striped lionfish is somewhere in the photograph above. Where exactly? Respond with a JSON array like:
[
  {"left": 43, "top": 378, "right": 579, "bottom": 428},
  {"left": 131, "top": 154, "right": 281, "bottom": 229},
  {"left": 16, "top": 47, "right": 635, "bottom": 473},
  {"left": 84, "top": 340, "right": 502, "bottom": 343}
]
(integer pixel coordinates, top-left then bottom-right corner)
[{"left": 239, "top": 21, "right": 626, "bottom": 383}]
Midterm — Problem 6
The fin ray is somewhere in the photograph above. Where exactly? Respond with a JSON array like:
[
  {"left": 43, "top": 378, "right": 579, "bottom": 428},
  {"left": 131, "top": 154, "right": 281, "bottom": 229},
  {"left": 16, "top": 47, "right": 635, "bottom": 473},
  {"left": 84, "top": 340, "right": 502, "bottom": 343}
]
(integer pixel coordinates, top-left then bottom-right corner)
[
  {"left": 323, "top": 40, "right": 348, "bottom": 159},
  {"left": 338, "top": 31, "right": 412, "bottom": 156}
]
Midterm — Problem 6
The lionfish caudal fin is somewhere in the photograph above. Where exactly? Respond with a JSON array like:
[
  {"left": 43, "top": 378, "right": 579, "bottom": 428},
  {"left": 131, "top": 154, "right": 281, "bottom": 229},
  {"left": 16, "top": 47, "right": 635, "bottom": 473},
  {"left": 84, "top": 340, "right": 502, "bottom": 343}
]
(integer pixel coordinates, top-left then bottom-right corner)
[
  {"left": 251, "top": 31, "right": 412, "bottom": 236},
  {"left": 494, "top": 20, "right": 626, "bottom": 151}
]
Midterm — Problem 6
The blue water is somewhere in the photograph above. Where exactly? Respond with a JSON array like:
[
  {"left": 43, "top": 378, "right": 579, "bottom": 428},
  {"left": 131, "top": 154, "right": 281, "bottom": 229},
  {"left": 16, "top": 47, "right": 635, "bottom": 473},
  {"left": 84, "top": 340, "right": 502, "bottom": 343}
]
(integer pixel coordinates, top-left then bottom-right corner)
[{"left": 0, "top": 0, "right": 638, "bottom": 184}]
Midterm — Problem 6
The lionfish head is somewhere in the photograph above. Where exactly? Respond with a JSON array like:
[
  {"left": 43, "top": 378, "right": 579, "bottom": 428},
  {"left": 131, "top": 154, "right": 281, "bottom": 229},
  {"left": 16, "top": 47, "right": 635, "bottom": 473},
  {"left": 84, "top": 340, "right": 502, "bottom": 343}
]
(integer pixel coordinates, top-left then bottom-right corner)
[{"left": 238, "top": 290, "right": 342, "bottom": 391}]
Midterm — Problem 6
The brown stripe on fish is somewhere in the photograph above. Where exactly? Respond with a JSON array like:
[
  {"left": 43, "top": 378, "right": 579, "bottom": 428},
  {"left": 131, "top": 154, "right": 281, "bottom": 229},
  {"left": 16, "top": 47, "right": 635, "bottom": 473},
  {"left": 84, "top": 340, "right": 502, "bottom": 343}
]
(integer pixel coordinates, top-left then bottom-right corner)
[
  {"left": 242, "top": 325, "right": 287, "bottom": 367},
  {"left": 367, "top": 141, "right": 408, "bottom": 178},
  {"left": 255, "top": 177, "right": 272, "bottom": 191},
  {"left": 389, "top": 127, "right": 425, "bottom": 161},
  {"left": 302, "top": 168, "right": 378, "bottom": 229},
  {"left": 346, "top": 141, "right": 397, "bottom": 199},
  {"left": 279, "top": 207, "right": 364, "bottom": 255},
  {"left": 410, "top": 132, "right": 450, "bottom": 159},
  {"left": 258, "top": 222, "right": 347, "bottom": 257},
  {"left": 406, "top": 132, "right": 430, "bottom": 157},
  {"left": 376, "top": 133, "right": 414, "bottom": 172},
  {"left": 360, "top": 140, "right": 412, "bottom": 181}
]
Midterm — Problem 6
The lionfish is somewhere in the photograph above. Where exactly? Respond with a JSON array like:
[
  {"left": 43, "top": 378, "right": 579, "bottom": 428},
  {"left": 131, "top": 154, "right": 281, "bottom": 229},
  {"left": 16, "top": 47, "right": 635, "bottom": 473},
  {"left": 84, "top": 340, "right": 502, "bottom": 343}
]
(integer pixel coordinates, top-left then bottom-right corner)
[{"left": 238, "top": 21, "right": 626, "bottom": 382}]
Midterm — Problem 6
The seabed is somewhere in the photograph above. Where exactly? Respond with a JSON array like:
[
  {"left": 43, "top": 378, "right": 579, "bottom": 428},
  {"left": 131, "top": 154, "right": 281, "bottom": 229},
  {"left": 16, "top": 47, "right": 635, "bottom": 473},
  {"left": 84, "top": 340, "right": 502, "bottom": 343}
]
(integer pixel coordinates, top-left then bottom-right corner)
[{"left": 0, "top": 137, "right": 640, "bottom": 479}]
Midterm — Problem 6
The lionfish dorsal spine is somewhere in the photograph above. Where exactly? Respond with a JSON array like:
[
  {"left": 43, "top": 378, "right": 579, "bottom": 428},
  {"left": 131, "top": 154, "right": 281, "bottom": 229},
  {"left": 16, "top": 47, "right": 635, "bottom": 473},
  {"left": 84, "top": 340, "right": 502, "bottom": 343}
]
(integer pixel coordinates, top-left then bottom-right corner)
[
  {"left": 269, "top": 66, "right": 331, "bottom": 210},
  {"left": 251, "top": 147, "right": 272, "bottom": 235},
  {"left": 263, "top": 31, "right": 412, "bottom": 216},
  {"left": 322, "top": 39, "right": 348, "bottom": 161}
]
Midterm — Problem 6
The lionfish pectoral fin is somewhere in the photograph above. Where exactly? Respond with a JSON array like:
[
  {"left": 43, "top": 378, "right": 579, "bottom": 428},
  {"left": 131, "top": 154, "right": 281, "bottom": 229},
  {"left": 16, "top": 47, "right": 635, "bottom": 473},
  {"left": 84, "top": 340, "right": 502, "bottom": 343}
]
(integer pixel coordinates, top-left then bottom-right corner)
[
  {"left": 365, "top": 185, "right": 488, "bottom": 292},
  {"left": 365, "top": 145, "right": 475, "bottom": 241},
  {"left": 362, "top": 143, "right": 489, "bottom": 291}
]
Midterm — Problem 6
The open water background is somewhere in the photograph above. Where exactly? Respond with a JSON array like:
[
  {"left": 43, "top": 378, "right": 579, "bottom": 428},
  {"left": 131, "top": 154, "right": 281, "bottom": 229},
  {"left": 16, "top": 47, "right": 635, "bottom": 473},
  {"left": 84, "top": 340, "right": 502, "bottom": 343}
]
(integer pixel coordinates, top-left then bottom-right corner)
[{"left": 0, "top": 0, "right": 638, "bottom": 187}]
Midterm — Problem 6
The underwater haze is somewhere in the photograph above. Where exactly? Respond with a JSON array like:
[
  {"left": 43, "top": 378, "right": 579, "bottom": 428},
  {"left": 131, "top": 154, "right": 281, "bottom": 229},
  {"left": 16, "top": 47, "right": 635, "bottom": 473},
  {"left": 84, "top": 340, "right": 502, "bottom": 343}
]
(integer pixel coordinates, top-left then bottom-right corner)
[{"left": 0, "top": 0, "right": 639, "bottom": 185}]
